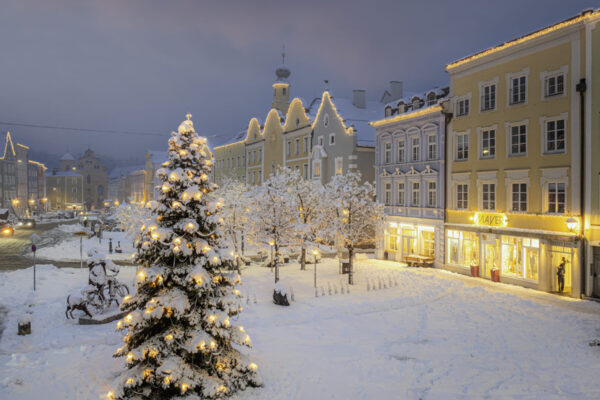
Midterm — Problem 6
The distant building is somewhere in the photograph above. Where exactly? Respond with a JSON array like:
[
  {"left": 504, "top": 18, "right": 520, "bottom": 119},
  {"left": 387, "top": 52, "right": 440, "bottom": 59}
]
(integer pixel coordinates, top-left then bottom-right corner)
[
  {"left": 213, "top": 57, "right": 380, "bottom": 186},
  {"left": 76, "top": 149, "right": 108, "bottom": 210},
  {"left": 0, "top": 132, "right": 47, "bottom": 214},
  {"left": 144, "top": 150, "right": 167, "bottom": 201}
]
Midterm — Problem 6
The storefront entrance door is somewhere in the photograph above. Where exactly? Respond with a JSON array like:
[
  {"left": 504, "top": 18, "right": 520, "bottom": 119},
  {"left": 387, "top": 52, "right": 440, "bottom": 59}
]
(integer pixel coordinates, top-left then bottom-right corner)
[
  {"left": 483, "top": 241, "right": 497, "bottom": 279},
  {"left": 592, "top": 247, "right": 600, "bottom": 298}
]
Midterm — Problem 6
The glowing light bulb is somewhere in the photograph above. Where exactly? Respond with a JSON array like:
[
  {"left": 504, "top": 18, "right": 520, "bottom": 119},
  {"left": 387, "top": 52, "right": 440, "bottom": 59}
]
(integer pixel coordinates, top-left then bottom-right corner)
[
  {"left": 137, "top": 271, "right": 146, "bottom": 281},
  {"left": 239, "top": 326, "right": 245, "bottom": 332},
  {"left": 142, "top": 369, "right": 152, "bottom": 380},
  {"left": 186, "top": 222, "right": 194, "bottom": 230},
  {"left": 217, "top": 385, "right": 227, "bottom": 393},
  {"left": 194, "top": 192, "right": 202, "bottom": 200},
  {"left": 249, "top": 362, "right": 258, "bottom": 371},
  {"left": 182, "top": 192, "right": 189, "bottom": 201},
  {"left": 202, "top": 245, "right": 210, "bottom": 253},
  {"left": 161, "top": 185, "right": 170, "bottom": 192},
  {"left": 212, "top": 256, "right": 219, "bottom": 263},
  {"left": 198, "top": 341, "right": 206, "bottom": 351},
  {"left": 126, "top": 377, "right": 134, "bottom": 386},
  {"left": 179, "top": 150, "right": 188, "bottom": 157},
  {"left": 223, "top": 318, "right": 230, "bottom": 327},
  {"left": 123, "top": 295, "right": 131, "bottom": 303},
  {"left": 164, "top": 376, "right": 172, "bottom": 385},
  {"left": 209, "top": 340, "right": 217, "bottom": 349},
  {"left": 172, "top": 201, "right": 182, "bottom": 208},
  {"left": 164, "top": 334, "right": 174, "bottom": 342},
  {"left": 194, "top": 276, "right": 203, "bottom": 285},
  {"left": 126, "top": 353, "right": 134, "bottom": 363},
  {"left": 106, "top": 391, "right": 115, "bottom": 400},
  {"left": 243, "top": 335, "right": 251, "bottom": 345},
  {"left": 181, "top": 383, "right": 189, "bottom": 393},
  {"left": 208, "top": 315, "right": 217, "bottom": 323},
  {"left": 151, "top": 232, "right": 159, "bottom": 240},
  {"left": 147, "top": 348, "right": 158, "bottom": 358},
  {"left": 173, "top": 245, "right": 181, "bottom": 253},
  {"left": 148, "top": 225, "right": 157, "bottom": 232},
  {"left": 124, "top": 314, "right": 133, "bottom": 323},
  {"left": 116, "top": 321, "right": 123, "bottom": 329},
  {"left": 173, "top": 237, "right": 182, "bottom": 245},
  {"left": 169, "top": 172, "right": 178, "bottom": 182},
  {"left": 233, "top": 289, "right": 241, "bottom": 296}
]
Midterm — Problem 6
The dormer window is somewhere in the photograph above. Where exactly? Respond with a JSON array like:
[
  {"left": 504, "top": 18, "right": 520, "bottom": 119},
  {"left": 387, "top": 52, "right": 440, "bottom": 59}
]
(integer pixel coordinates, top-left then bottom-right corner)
[
  {"left": 398, "top": 102, "right": 406, "bottom": 113},
  {"left": 412, "top": 97, "right": 421, "bottom": 110},
  {"left": 385, "top": 106, "right": 392, "bottom": 117},
  {"left": 426, "top": 92, "right": 436, "bottom": 106}
]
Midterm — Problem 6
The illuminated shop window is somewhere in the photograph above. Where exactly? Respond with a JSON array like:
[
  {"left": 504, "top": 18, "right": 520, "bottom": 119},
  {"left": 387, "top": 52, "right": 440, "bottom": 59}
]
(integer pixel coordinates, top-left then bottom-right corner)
[{"left": 501, "top": 236, "right": 539, "bottom": 281}]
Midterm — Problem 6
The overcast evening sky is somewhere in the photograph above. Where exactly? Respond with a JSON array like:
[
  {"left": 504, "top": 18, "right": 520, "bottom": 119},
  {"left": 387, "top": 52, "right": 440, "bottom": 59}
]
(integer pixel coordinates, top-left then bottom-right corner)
[{"left": 0, "top": 0, "right": 596, "bottom": 165}]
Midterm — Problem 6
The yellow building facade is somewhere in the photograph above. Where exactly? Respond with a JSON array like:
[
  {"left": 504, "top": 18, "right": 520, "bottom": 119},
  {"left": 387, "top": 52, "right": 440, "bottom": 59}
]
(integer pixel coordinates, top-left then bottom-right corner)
[{"left": 445, "top": 10, "right": 600, "bottom": 297}]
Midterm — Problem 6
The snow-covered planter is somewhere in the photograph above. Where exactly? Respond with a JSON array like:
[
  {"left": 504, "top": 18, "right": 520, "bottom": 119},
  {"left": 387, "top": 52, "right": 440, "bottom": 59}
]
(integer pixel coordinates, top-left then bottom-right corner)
[{"left": 273, "top": 283, "right": 290, "bottom": 307}]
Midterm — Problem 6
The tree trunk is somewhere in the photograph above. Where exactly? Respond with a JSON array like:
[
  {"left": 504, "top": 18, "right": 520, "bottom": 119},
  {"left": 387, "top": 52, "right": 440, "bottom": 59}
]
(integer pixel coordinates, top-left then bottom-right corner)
[
  {"left": 274, "top": 243, "right": 280, "bottom": 283},
  {"left": 348, "top": 245, "right": 354, "bottom": 285},
  {"left": 241, "top": 230, "right": 245, "bottom": 255},
  {"left": 300, "top": 246, "right": 306, "bottom": 271}
]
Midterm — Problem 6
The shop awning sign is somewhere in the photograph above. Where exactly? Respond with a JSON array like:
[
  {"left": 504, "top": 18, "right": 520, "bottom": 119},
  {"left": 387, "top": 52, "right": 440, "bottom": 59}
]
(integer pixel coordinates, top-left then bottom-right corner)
[{"left": 472, "top": 212, "right": 508, "bottom": 227}]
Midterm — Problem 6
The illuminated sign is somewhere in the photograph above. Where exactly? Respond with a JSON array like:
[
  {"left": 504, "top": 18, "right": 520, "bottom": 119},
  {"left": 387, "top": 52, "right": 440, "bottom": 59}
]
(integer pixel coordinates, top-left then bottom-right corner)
[{"left": 472, "top": 212, "right": 508, "bottom": 227}]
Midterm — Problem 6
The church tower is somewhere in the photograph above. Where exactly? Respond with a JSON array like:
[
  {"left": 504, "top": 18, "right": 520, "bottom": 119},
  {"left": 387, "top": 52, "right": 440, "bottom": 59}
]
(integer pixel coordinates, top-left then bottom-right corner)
[{"left": 272, "top": 46, "right": 291, "bottom": 114}]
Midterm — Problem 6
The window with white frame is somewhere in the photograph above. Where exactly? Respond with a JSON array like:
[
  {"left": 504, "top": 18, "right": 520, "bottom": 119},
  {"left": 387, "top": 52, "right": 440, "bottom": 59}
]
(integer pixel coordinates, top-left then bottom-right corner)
[
  {"left": 427, "top": 135, "right": 436, "bottom": 160},
  {"left": 481, "top": 129, "right": 496, "bottom": 159},
  {"left": 482, "top": 183, "right": 495, "bottom": 210},
  {"left": 548, "top": 182, "right": 565, "bottom": 213},
  {"left": 335, "top": 157, "right": 343, "bottom": 175},
  {"left": 456, "top": 133, "right": 469, "bottom": 161},
  {"left": 510, "top": 76, "right": 526, "bottom": 105},
  {"left": 510, "top": 124, "right": 527, "bottom": 156},
  {"left": 428, "top": 181, "right": 436, "bottom": 207},
  {"left": 303, "top": 164, "right": 308, "bottom": 179},
  {"left": 481, "top": 83, "right": 496, "bottom": 111},
  {"left": 287, "top": 141, "right": 291, "bottom": 157},
  {"left": 397, "top": 182, "right": 405, "bottom": 206},
  {"left": 329, "top": 133, "right": 336, "bottom": 145},
  {"left": 426, "top": 92, "right": 436, "bottom": 106},
  {"left": 456, "top": 98, "right": 470, "bottom": 117},
  {"left": 295, "top": 138, "right": 300, "bottom": 155},
  {"left": 412, "top": 137, "right": 420, "bottom": 161},
  {"left": 412, "top": 182, "right": 420, "bottom": 206},
  {"left": 456, "top": 184, "right": 468, "bottom": 209},
  {"left": 512, "top": 183, "right": 527, "bottom": 212},
  {"left": 545, "top": 73, "right": 564, "bottom": 97},
  {"left": 318, "top": 136, "right": 324, "bottom": 146},
  {"left": 384, "top": 183, "right": 391, "bottom": 205},
  {"left": 397, "top": 138, "right": 405, "bottom": 163},
  {"left": 544, "top": 118, "right": 566, "bottom": 154},
  {"left": 313, "top": 160, "right": 321, "bottom": 178},
  {"left": 384, "top": 142, "right": 391, "bottom": 164},
  {"left": 303, "top": 137, "right": 309, "bottom": 153}
]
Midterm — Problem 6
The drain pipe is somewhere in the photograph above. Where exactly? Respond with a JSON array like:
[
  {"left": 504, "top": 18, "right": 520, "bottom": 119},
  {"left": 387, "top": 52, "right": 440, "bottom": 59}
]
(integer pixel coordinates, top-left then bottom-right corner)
[
  {"left": 441, "top": 101, "right": 453, "bottom": 223},
  {"left": 576, "top": 78, "right": 586, "bottom": 298}
]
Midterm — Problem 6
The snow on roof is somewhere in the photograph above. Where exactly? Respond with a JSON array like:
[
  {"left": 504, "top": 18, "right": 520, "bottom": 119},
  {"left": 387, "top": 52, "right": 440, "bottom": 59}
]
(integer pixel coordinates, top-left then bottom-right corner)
[
  {"left": 46, "top": 171, "right": 82, "bottom": 177},
  {"left": 327, "top": 97, "right": 380, "bottom": 144},
  {"left": 108, "top": 165, "right": 144, "bottom": 180},
  {"left": 60, "top": 152, "right": 75, "bottom": 161}
]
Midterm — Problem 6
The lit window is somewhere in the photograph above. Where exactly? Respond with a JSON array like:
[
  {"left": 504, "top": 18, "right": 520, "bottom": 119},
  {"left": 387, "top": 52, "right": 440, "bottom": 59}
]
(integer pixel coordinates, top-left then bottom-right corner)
[
  {"left": 313, "top": 161, "right": 321, "bottom": 178},
  {"left": 481, "top": 129, "right": 495, "bottom": 159},
  {"left": 335, "top": 157, "right": 343, "bottom": 175}
]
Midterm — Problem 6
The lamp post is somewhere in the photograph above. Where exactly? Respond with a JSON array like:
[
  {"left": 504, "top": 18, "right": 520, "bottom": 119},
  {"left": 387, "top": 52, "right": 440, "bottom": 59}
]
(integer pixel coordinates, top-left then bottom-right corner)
[
  {"left": 313, "top": 249, "right": 319, "bottom": 289},
  {"left": 268, "top": 240, "right": 275, "bottom": 272}
]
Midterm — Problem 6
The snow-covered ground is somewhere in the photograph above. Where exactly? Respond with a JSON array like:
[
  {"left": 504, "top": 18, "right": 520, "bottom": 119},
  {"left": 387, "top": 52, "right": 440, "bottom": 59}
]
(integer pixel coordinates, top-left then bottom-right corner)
[
  {"left": 1, "top": 259, "right": 600, "bottom": 399},
  {"left": 35, "top": 224, "right": 134, "bottom": 261}
]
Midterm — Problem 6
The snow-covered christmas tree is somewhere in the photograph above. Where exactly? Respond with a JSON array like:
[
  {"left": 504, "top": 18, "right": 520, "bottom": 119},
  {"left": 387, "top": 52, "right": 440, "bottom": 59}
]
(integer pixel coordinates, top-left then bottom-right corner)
[{"left": 109, "top": 115, "right": 261, "bottom": 400}]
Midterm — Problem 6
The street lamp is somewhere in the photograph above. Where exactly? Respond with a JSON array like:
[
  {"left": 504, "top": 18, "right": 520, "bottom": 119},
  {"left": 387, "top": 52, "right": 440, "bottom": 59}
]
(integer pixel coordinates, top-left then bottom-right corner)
[
  {"left": 268, "top": 240, "right": 275, "bottom": 272},
  {"left": 566, "top": 217, "right": 578, "bottom": 233},
  {"left": 312, "top": 249, "right": 320, "bottom": 290}
]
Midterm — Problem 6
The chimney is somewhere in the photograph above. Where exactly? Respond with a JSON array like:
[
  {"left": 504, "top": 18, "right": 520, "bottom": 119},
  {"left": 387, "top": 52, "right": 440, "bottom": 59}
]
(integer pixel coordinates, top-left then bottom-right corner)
[
  {"left": 352, "top": 89, "right": 366, "bottom": 109},
  {"left": 390, "top": 81, "right": 403, "bottom": 102}
]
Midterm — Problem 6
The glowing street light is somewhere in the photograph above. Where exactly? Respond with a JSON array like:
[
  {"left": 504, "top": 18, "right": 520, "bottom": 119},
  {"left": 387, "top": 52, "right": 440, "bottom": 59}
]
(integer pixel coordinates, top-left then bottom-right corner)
[{"left": 566, "top": 217, "right": 578, "bottom": 233}]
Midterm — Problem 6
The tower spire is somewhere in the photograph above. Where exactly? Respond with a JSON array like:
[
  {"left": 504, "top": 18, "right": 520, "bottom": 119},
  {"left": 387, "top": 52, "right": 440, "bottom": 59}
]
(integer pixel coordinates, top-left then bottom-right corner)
[{"left": 282, "top": 44, "right": 286, "bottom": 64}]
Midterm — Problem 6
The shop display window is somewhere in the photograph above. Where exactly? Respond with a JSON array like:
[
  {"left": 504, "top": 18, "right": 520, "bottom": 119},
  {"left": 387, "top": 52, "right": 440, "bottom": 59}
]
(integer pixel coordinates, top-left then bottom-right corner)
[{"left": 501, "top": 236, "right": 539, "bottom": 281}]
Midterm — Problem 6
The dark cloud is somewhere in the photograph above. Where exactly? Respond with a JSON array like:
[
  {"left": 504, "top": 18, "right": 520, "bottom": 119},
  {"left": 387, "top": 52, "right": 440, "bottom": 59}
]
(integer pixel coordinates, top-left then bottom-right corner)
[{"left": 0, "top": 0, "right": 594, "bottom": 162}]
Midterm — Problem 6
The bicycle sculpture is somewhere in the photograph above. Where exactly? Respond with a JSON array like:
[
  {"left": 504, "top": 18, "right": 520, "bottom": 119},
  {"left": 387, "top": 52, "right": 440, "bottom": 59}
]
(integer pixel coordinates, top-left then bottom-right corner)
[{"left": 66, "top": 247, "right": 129, "bottom": 319}]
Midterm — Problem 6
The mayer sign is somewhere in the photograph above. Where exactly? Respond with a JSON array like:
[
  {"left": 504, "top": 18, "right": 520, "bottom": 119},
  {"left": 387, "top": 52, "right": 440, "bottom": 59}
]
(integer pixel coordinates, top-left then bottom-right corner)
[{"left": 472, "top": 212, "right": 508, "bottom": 227}]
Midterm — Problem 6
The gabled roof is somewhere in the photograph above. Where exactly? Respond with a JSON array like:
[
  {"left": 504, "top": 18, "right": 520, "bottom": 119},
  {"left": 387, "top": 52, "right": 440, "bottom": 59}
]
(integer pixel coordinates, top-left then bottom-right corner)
[
  {"left": 0, "top": 132, "right": 16, "bottom": 160},
  {"left": 108, "top": 165, "right": 144, "bottom": 180}
]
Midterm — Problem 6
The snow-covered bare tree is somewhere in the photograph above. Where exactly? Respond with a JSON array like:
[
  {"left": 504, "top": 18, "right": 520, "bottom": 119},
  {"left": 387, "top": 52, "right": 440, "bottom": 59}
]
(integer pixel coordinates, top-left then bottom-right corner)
[
  {"left": 115, "top": 203, "right": 152, "bottom": 241},
  {"left": 108, "top": 115, "right": 261, "bottom": 400},
  {"left": 212, "top": 179, "right": 251, "bottom": 273},
  {"left": 289, "top": 174, "right": 325, "bottom": 271},
  {"left": 247, "top": 167, "right": 297, "bottom": 283},
  {"left": 319, "top": 171, "right": 384, "bottom": 284}
]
